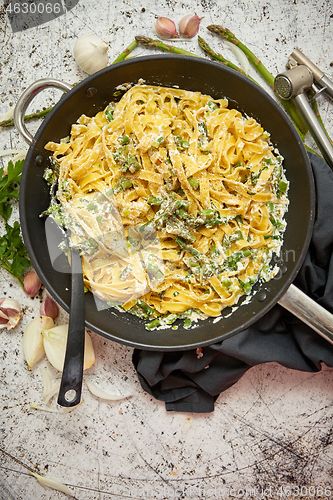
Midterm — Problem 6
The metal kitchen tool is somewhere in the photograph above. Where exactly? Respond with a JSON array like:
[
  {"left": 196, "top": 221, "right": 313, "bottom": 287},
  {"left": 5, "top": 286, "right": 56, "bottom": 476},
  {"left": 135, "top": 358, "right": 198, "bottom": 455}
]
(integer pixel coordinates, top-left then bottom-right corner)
[{"left": 274, "top": 49, "right": 333, "bottom": 169}]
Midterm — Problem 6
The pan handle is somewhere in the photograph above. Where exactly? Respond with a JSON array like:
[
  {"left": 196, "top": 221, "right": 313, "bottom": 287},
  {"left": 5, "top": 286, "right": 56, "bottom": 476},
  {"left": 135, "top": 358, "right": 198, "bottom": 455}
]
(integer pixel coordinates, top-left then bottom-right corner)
[
  {"left": 278, "top": 284, "right": 333, "bottom": 345},
  {"left": 14, "top": 78, "right": 73, "bottom": 145}
]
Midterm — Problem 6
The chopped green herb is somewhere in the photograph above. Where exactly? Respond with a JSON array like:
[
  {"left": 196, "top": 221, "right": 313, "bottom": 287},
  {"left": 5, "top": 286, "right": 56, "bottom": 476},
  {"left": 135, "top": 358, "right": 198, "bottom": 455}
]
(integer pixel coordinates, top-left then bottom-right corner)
[
  {"left": 105, "top": 105, "right": 114, "bottom": 122},
  {"left": 116, "top": 178, "right": 132, "bottom": 191},
  {"left": 278, "top": 179, "right": 288, "bottom": 193},
  {"left": 146, "top": 318, "right": 160, "bottom": 330},
  {"left": 136, "top": 299, "right": 157, "bottom": 318},
  {"left": 175, "top": 135, "right": 190, "bottom": 150},
  {"left": 184, "top": 317, "right": 191, "bottom": 328},
  {"left": 188, "top": 177, "right": 199, "bottom": 190},
  {"left": 207, "top": 100, "right": 218, "bottom": 112},
  {"left": 242, "top": 248, "right": 252, "bottom": 258},
  {"left": 251, "top": 166, "right": 268, "bottom": 184},
  {"left": 119, "top": 264, "right": 133, "bottom": 280},
  {"left": 269, "top": 215, "right": 282, "bottom": 228},
  {"left": 152, "top": 136, "right": 164, "bottom": 148},
  {"left": 238, "top": 278, "right": 252, "bottom": 294},
  {"left": 264, "top": 234, "right": 281, "bottom": 240},
  {"left": 146, "top": 260, "right": 164, "bottom": 280},
  {"left": 86, "top": 201, "right": 98, "bottom": 212},
  {"left": 201, "top": 208, "right": 215, "bottom": 218},
  {"left": 121, "top": 134, "right": 130, "bottom": 145},
  {"left": 147, "top": 196, "right": 162, "bottom": 206}
]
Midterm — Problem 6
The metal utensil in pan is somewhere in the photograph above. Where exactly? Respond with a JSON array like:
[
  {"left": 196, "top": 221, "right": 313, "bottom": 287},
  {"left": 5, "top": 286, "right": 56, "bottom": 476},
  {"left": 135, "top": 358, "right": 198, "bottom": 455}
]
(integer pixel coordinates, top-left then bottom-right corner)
[{"left": 15, "top": 55, "right": 333, "bottom": 350}]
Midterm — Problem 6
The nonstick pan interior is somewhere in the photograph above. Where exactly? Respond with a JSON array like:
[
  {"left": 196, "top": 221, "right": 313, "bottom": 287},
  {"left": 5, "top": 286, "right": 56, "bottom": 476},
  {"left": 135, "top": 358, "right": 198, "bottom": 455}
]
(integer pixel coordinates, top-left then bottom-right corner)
[{"left": 19, "top": 55, "right": 315, "bottom": 350}]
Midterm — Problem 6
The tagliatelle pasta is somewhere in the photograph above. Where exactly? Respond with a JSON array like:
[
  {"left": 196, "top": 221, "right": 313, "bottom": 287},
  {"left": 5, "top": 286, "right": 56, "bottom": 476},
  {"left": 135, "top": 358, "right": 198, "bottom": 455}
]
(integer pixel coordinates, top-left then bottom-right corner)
[{"left": 44, "top": 84, "right": 289, "bottom": 330}]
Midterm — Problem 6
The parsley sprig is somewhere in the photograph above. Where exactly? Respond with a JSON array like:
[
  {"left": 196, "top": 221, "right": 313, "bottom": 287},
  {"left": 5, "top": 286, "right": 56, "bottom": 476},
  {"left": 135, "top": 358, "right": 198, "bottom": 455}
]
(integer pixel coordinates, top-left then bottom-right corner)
[
  {"left": 0, "top": 160, "right": 24, "bottom": 221},
  {"left": 0, "top": 160, "right": 31, "bottom": 288}
]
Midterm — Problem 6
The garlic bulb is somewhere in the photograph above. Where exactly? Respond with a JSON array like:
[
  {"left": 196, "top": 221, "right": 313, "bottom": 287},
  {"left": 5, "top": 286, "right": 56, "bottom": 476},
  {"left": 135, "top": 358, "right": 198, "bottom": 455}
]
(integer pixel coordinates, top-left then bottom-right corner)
[
  {"left": 74, "top": 34, "right": 109, "bottom": 75},
  {"left": 179, "top": 14, "right": 203, "bottom": 38},
  {"left": 0, "top": 298, "right": 23, "bottom": 330},
  {"left": 155, "top": 17, "right": 179, "bottom": 39},
  {"left": 23, "top": 316, "right": 54, "bottom": 370},
  {"left": 42, "top": 324, "right": 96, "bottom": 372}
]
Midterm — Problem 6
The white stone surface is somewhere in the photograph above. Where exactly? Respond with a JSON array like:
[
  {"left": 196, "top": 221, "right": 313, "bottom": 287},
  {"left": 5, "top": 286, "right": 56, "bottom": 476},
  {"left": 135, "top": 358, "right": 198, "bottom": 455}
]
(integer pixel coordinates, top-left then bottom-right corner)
[{"left": 1, "top": 0, "right": 333, "bottom": 498}]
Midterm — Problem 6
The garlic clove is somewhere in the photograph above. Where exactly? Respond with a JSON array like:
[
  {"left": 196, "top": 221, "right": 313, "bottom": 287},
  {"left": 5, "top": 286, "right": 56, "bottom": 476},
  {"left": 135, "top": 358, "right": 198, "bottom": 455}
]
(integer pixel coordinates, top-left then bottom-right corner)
[
  {"left": 24, "top": 270, "right": 42, "bottom": 297},
  {"left": 223, "top": 39, "right": 250, "bottom": 75},
  {"left": 42, "top": 324, "right": 96, "bottom": 372},
  {"left": 41, "top": 366, "right": 53, "bottom": 399},
  {"left": 29, "top": 471, "right": 72, "bottom": 496},
  {"left": 0, "top": 297, "right": 23, "bottom": 330},
  {"left": 179, "top": 14, "right": 203, "bottom": 38},
  {"left": 23, "top": 316, "right": 54, "bottom": 370},
  {"left": 74, "top": 34, "right": 109, "bottom": 75},
  {"left": 85, "top": 379, "right": 132, "bottom": 401},
  {"left": 40, "top": 296, "right": 59, "bottom": 320},
  {"left": 155, "top": 17, "right": 179, "bottom": 39}
]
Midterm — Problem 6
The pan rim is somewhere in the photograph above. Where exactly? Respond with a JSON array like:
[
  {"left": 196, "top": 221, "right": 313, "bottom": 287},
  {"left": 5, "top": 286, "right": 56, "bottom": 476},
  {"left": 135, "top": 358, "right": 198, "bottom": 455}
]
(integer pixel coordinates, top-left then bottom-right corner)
[{"left": 19, "top": 54, "right": 315, "bottom": 350}]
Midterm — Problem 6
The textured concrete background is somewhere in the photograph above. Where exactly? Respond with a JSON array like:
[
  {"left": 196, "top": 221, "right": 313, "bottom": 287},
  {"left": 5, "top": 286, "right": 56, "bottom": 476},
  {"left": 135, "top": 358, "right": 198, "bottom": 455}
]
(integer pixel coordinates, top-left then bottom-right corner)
[{"left": 1, "top": 0, "right": 333, "bottom": 499}]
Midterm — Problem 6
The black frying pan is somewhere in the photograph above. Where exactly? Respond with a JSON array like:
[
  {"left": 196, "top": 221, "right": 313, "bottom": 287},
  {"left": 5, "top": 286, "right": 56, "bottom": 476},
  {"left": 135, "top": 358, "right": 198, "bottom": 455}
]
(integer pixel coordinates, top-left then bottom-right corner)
[{"left": 17, "top": 55, "right": 321, "bottom": 351}]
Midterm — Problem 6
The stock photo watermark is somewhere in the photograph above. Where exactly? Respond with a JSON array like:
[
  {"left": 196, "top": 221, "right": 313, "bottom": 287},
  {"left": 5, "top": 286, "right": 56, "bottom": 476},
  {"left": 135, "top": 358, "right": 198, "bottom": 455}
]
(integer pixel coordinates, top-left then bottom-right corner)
[
  {"left": 104, "top": 482, "right": 333, "bottom": 499},
  {"left": 4, "top": 0, "right": 79, "bottom": 32}
]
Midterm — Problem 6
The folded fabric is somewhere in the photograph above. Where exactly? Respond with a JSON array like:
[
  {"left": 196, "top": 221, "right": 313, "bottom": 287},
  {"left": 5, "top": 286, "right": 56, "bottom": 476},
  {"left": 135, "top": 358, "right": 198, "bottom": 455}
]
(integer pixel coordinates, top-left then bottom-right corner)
[{"left": 132, "top": 153, "right": 333, "bottom": 412}]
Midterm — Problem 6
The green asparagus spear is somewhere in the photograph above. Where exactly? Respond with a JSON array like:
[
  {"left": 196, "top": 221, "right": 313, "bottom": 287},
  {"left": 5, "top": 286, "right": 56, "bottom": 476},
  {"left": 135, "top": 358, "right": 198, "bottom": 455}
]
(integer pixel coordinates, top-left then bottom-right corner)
[
  {"left": 206, "top": 25, "right": 308, "bottom": 137},
  {"left": 135, "top": 36, "right": 200, "bottom": 57},
  {"left": 0, "top": 106, "right": 53, "bottom": 129},
  {"left": 198, "top": 36, "right": 258, "bottom": 84},
  {"left": 112, "top": 40, "right": 139, "bottom": 64},
  {"left": 207, "top": 25, "right": 275, "bottom": 87}
]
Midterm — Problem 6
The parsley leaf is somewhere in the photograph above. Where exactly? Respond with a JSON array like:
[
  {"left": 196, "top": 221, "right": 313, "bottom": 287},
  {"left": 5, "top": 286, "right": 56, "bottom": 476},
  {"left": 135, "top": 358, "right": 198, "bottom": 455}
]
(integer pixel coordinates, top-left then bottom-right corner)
[
  {"left": 0, "top": 160, "right": 31, "bottom": 287},
  {"left": 0, "top": 160, "right": 24, "bottom": 221},
  {"left": 0, "top": 222, "right": 31, "bottom": 287}
]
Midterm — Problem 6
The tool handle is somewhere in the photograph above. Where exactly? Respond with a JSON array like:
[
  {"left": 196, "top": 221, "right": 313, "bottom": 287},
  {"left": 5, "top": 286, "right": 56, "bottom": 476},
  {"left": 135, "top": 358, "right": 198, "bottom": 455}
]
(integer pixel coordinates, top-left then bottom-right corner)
[
  {"left": 291, "top": 49, "right": 324, "bottom": 81},
  {"left": 291, "top": 49, "right": 333, "bottom": 99},
  {"left": 319, "top": 75, "right": 333, "bottom": 100},
  {"left": 278, "top": 284, "right": 333, "bottom": 345},
  {"left": 57, "top": 248, "right": 85, "bottom": 407},
  {"left": 294, "top": 93, "right": 333, "bottom": 169}
]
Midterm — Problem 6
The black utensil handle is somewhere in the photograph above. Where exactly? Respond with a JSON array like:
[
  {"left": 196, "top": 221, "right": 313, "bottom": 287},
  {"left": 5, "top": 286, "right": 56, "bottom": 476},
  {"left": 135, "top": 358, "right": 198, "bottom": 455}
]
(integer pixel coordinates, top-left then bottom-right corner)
[{"left": 57, "top": 248, "right": 85, "bottom": 407}]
